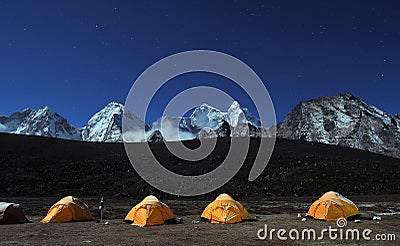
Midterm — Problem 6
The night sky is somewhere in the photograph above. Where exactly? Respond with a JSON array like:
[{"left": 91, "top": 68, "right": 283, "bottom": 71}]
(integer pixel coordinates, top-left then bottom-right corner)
[{"left": 1, "top": 0, "right": 399, "bottom": 126}]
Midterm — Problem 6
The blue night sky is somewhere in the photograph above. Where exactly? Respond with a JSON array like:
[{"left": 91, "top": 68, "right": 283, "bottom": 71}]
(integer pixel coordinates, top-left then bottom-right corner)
[{"left": 0, "top": 0, "right": 399, "bottom": 127}]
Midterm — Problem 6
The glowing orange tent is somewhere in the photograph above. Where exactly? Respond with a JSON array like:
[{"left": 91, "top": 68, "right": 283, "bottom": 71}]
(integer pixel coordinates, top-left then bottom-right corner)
[
  {"left": 307, "top": 191, "right": 359, "bottom": 221},
  {"left": 41, "top": 196, "right": 93, "bottom": 223},
  {"left": 124, "top": 195, "right": 175, "bottom": 227},
  {"left": 201, "top": 193, "right": 252, "bottom": 224}
]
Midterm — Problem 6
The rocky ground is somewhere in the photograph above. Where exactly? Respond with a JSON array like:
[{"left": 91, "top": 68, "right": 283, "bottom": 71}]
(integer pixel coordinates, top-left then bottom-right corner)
[
  {"left": 0, "top": 197, "right": 399, "bottom": 245},
  {"left": 0, "top": 133, "right": 399, "bottom": 199}
]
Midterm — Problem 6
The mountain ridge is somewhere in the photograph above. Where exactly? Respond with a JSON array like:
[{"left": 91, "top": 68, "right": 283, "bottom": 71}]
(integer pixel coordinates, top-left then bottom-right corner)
[
  {"left": 0, "top": 92, "right": 398, "bottom": 158},
  {"left": 277, "top": 92, "right": 400, "bottom": 158},
  {"left": 0, "top": 106, "right": 81, "bottom": 140}
]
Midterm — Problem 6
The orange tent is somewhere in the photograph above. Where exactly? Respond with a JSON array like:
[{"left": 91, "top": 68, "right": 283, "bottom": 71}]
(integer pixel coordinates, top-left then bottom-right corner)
[
  {"left": 124, "top": 195, "right": 175, "bottom": 227},
  {"left": 201, "top": 193, "right": 252, "bottom": 224},
  {"left": 307, "top": 191, "right": 359, "bottom": 221},
  {"left": 41, "top": 196, "right": 93, "bottom": 223},
  {"left": 0, "top": 202, "right": 31, "bottom": 224}
]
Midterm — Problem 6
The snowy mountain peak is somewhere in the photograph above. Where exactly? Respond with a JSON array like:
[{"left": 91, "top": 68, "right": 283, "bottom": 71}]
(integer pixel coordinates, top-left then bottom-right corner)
[
  {"left": 82, "top": 101, "right": 124, "bottom": 142},
  {"left": 229, "top": 100, "right": 241, "bottom": 109},
  {"left": 199, "top": 102, "right": 218, "bottom": 109},
  {"left": 106, "top": 101, "right": 124, "bottom": 108},
  {"left": 34, "top": 106, "right": 57, "bottom": 119},
  {"left": 1, "top": 100, "right": 266, "bottom": 143},
  {"left": 226, "top": 101, "right": 246, "bottom": 127},
  {"left": 342, "top": 91, "right": 355, "bottom": 98},
  {"left": 41, "top": 105, "right": 52, "bottom": 111},
  {"left": 189, "top": 103, "right": 225, "bottom": 131},
  {"left": 187, "top": 101, "right": 262, "bottom": 131},
  {"left": 33, "top": 106, "right": 56, "bottom": 119},
  {"left": 277, "top": 93, "right": 400, "bottom": 158},
  {"left": 226, "top": 101, "right": 262, "bottom": 128},
  {"left": 0, "top": 106, "right": 81, "bottom": 140},
  {"left": 99, "top": 101, "right": 124, "bottom": 113}
]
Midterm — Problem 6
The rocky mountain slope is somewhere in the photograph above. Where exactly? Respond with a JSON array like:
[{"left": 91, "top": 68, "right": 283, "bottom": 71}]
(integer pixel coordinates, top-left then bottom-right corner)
[
  {"left": 0, "top": 106, "right": 81, "bottom": 140},
  {"left": 277, "top": 92, "right": 400, "bottom": 158},
  {"left": 82, "top": 101, "right": 125, "bottom": 142}
]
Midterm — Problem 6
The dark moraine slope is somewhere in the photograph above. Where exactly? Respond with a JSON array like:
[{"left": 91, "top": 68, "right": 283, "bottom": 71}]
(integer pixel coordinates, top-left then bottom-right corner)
[{"left": 0, "top": 133, "right": 399, "bottom": 199}]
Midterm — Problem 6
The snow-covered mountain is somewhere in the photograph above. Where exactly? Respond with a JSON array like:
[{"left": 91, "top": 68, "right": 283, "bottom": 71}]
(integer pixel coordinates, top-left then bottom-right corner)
[
  {"left": 0, "top": 106, "right": 81, "bottom": 140},
  {"left": 79, "top": 101, "right": 259, "bottom": 143},
  {"left": 189, "top": 104, "right": 225, "bottom": 130},
  {"left": 0, "top": 101, "right": 269, "bottom": 143},
  {"left": 147, "top": 101, "right": 267, "bottom": 141},
  {"left": 83, "top": 101, "right": 153, "bottom": 142},
  {"left": 5, "top": 93, "right": 397, "bottom": 158},
  {"left": 79, "top": 100, "right": 267, "bottom": 142},
  {"left": 82, "top": 102, "right": 124, "bottom": 142},
  {"left": 277, "top": 92, "right": 400, "bottom": 158}
]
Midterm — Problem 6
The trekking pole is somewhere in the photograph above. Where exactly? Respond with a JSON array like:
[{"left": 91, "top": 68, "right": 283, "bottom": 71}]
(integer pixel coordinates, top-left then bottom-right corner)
[{"left": 96, "top": 196, "right": 104, "bottom": 223}]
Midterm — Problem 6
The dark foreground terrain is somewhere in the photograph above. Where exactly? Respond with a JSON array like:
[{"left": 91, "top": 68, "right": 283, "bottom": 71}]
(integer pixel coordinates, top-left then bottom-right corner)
[
  {"left": 0, "top": 133, "right": 399, "bottom": 199},
  {"left": 0, "top": 133, "right": 399, "bottom": 245}
]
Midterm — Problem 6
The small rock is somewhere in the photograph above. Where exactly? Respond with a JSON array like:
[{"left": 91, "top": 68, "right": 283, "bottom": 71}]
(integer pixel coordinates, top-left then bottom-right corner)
[
  {"left": 104, "top": 221, "right": 109, "bottom": 225},
  {"left": 354, "top": 219, "right": 361, "bottom": 223},
  {"left": 301, "top": 218, "right": 307, "bottom": 221},
  {"left": 373, "top": 216, "right": 381, "bottom": 221},
  {"left": 297, "top": 213, "right": 301, "bottom": 218}
]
